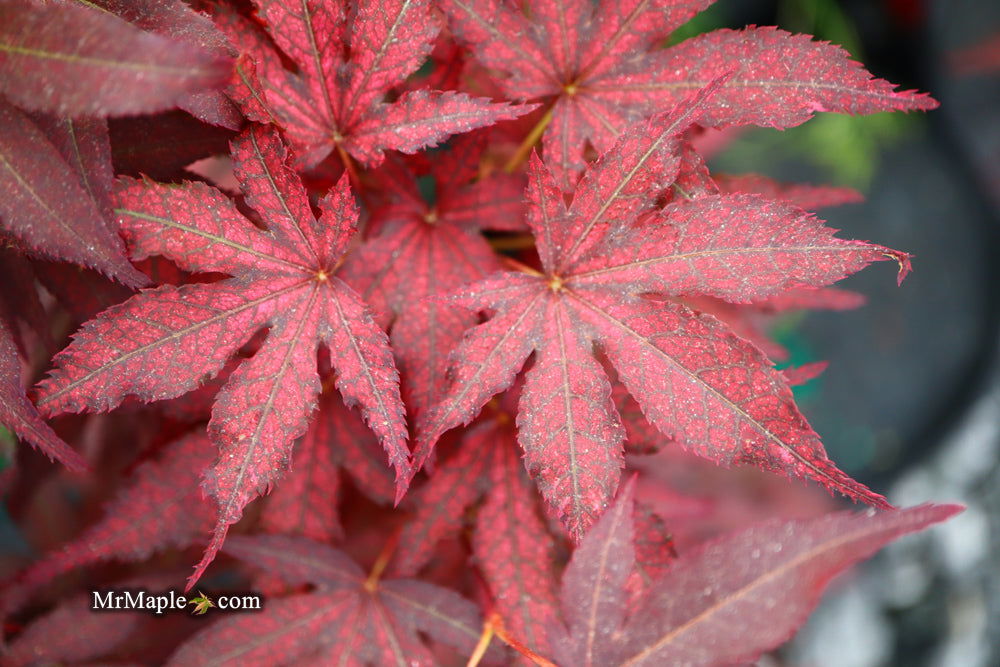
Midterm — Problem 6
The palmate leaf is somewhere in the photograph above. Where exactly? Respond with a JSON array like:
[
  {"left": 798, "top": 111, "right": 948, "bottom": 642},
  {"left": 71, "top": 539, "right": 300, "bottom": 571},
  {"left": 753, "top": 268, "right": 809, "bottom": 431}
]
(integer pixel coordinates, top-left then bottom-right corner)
[
  {"left": 341, "top": 137, "right": 526, "bottom": 416},
  {"left": 549, "top": 483, "right": 961, "bottom": 666},
  {"left": 416, "top": 81, "right": 909, "bottom": 540},
  {"left": 168, "top": 535, "right": 499, "bottom": 666},
  {"left": 442, "top": 0, "right": 935, "bottom": 187},
  {"left": 35, "top": 125, "right": 409, "bottom": 590},
  {"left": 221, "top": 0, "right": 536, "bottom": 169},
  {"left": 0, "top": 0, "right": 231, "bottom": 117}
]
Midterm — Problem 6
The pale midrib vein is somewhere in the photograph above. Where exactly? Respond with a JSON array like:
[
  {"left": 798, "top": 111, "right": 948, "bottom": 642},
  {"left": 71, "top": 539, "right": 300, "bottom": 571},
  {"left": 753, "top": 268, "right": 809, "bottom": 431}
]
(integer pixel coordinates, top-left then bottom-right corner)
[
  {"left": 554, "top": 304, "right": 584, "bottom": 528},
  {"left": 380, "top": 587, "right": 481, "bottom": 639},
  {"left": 0, "top": 148, "right": 109, "bottom": 256},
  {"left": 618, "top": 523, "right": 903, "bottom": 665},
  {"left": 572, "top": 244, "right": 861, "bottom": 280},
  {"left": 0, "top": 42, "right": 211, "bottom": 75},
  {"left": 589, "top": 79, "right": 911, "bottom": 100},
  {"left": 39, "top": 281, "right": 308, "bottom": 404},
  {"left": 567, "top": 291, "right": 850, "bottom": 493},
  {"left": 114, "top": 208, "right": 313, "bottom": 273},
  {"left": 222, "top": 286, "right": 319, "bottom": 526},
  {"left": 248, "top": 129, "right": 320, "bottom": 265}
]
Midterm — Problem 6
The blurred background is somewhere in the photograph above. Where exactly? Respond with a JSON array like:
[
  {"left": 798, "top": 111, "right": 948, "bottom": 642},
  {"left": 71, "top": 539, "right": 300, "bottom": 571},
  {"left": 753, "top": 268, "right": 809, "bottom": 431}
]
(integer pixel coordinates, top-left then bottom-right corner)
[{"left": 689, "top": 0, "right": 999, "bottom": 665}]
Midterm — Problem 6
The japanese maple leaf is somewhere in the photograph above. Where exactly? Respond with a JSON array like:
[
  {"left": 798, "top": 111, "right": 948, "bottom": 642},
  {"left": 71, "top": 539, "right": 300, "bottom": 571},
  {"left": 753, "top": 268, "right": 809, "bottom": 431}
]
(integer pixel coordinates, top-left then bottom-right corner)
[
  {"left": 341, "top": 136, "right": 526, "bottom": 415},
  {"left": 168, "top": 535, "right": 500, "bottom": 666},
  {"left": 0, "top": 0, "right": 230, "bottom": 117},
  {"left": 260, "top": 390, "right": 397, "bottom": 543},
  {"left": 442, "top": 0, "right": 936, "bottom": 187},
  {"left": 34, "top": 125, "right": 410, "bottom": 590},
  {"left": 222, "top": 0, "right": 536, "bottom": 169},
  {"left": 1, "top": 433, "right": 214, "bottom": 621},
  {"left": 545, "top": 482, "right": 961, "bottom": 666},
  {"left": 416, "top": 82, "right": 910, "bottom": 539},
  {"left": 0, "top": 99, "right": 148, "bottom": 287}
]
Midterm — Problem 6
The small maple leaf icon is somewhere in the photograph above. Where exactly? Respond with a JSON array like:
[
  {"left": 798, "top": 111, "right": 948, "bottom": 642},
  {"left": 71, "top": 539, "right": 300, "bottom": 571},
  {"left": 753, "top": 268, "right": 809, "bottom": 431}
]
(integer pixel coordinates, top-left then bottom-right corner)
[{"left": 188, "top": 591, "right": 215, "bottom": 615}]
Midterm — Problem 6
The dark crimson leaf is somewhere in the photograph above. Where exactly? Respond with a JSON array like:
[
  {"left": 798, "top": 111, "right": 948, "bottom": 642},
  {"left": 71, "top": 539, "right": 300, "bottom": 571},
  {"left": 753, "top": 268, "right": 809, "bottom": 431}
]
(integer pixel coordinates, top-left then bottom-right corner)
[
  {"left": 0, "top": 0, "right": 231, "bottom": 117},
  {"left": 1, "top": 433, "right": 214, "bottom": 618},
  {"left": 474, "top": 428, "right": 561, "bottom": 659},
  {"left": 0, "top": 99, "right": 147, "bottom": 287},
  {"left": 170, "top": 534, "right": 498, "bottom": 665}
]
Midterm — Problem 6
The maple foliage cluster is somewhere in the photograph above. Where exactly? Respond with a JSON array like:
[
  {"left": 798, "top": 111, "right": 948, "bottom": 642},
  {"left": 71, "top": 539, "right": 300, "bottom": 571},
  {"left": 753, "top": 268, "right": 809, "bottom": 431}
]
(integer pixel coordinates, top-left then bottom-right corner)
[{"left": 0, "top": 0, "right": 962, "bottom": 665}]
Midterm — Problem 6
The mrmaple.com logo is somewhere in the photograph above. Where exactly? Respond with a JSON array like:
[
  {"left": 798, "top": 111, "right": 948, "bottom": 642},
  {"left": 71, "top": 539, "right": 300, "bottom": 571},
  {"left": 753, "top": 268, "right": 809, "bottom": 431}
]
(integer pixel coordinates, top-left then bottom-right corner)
[{"left": 91, "top": 589, "right": 262, "bottom": 615}]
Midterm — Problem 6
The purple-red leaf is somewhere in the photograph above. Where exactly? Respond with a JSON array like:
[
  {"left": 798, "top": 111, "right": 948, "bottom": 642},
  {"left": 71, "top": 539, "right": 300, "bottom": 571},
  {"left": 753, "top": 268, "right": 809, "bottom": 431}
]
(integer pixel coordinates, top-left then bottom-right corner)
[
  {"left": 613, "top": 504, "right": 962, "bottom": 665},
  {"left": 0, "top": 0, "right": 231, "bottom": 117},
  {"left": 0, "top": 100, "right": 147, "bottom": 287}
]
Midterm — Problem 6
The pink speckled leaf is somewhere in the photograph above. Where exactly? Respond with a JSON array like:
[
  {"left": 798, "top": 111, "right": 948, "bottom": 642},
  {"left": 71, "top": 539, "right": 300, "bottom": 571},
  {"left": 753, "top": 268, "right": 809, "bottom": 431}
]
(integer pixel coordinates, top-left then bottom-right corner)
[
  {"left": 612, "top": 28, "right": 938, "bottom": 129},
  {"left": 241, "top": 0, "right": 535, "bottom": 168},
  {"left": 0, "top": 0, "right": 230, "bottom": 117},
  {"left": 35, "top": 125, "right": 408, "bottom": 590},
  {"left": 419, "top": 87, "right": 903, "bottom": 539},
  {"left": 614, "top": 504, "right": 962, "bottom": 665},
  {"left": 571, "top": 193, "right": 911, "bottom": 303},
  {"left": 474, "top": 431, "right": 561, "bottom": 658},
  {"left": 0, "top": 100, "right": 147, "bottom": 287},
  {"left": 715, "top": 173, "right": 864, "bottom": 210}
]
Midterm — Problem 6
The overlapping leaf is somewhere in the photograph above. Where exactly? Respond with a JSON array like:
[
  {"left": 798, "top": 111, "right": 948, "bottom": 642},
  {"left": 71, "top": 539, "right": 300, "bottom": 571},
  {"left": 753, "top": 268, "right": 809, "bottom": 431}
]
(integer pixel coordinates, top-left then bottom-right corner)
[
  {"left": 0, "top": 100, "right": 147, "bottom": 287},
  {"left": 1, "top": 433, "right": 215, "bottom": 620},
  {"left": 548, "top": 483, "right": 961, "bottom": 666},
  {"left": 168, "top": 534, "right": 499, "bottom": 666},
  {"left": 0, "top": 0, "right": 231, "bottom": 117},
  {"left": 35, "top": 125, "right": 409, "bottom": 589},
  {"left": 261, "top": 391, "right": 396, "bottom": 543},
  {"left": 442, "top": 0, "right": 935, "bottom": 186},
  {"left": 222, "top": 0, "right": 536, "bottom": 169},
  {"left": 417, "top": 82, "right": 909, "bottom": 539},
  {"left": 341, "top": 137, "right": 526, "bottom": 415}
]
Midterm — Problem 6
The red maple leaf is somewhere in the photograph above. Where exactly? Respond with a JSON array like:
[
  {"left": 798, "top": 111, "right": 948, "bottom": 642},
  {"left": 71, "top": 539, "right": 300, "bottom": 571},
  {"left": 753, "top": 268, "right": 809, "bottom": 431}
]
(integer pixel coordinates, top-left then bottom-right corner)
[
  {"left": 442, "top": 0, "right": 936, "bottom": 187},
  {"left": 260, "top": 390, "right": 397, "bottom": 543},
  {"left": 0, "top": 100, "right": 148, "bottom": 287},
  {"left": 168, "top": 534, "right": 499, "bottom": 665},
  {"left": 545, "top": 481, "right": 961, "bottom": 666},
  {"left": 416, "top": 82, "right": 910, "bottom": 539},
  {"left": 1, "top": 433, "right": 215, "bottom": 620},
  {"left": 341, "top": 136, "right": 526, "bottom": 415},
  {"left": 0, "top": 0, "right": 231, "bottom": 117},
  {"left": 34, "top": 125, "right": 410, "bottom": 590},
  {"left": 221, "top": 0, "right": 536, "bottom": 169}
]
